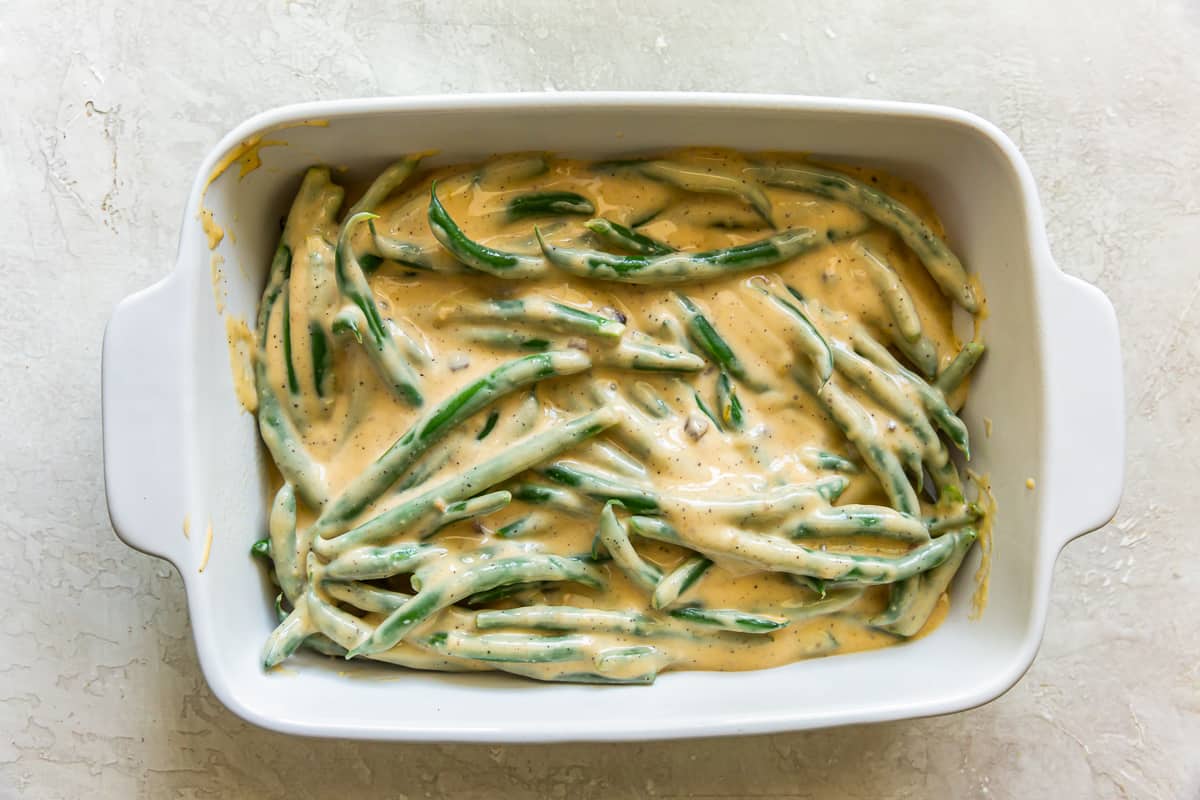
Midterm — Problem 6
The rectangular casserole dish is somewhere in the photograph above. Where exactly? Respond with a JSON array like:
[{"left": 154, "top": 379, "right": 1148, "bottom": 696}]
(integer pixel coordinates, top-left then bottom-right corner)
[{"left": 102, "top": 93, "right": 1124, "bottom": 742}]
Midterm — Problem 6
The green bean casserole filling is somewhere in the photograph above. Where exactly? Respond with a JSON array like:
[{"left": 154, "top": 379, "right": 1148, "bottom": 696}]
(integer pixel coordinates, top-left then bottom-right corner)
[{"left": 251, "top": 148, "right": 988, "bottom": 684}]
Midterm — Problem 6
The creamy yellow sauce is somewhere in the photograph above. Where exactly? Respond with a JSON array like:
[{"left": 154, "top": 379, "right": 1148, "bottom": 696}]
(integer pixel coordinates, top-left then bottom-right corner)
[
  {"left": 968, "top": 470, "right": 997, "bottom": 619},
  {"left": 199, "top": 207, "right": 224, "bottom": 250},
  {"left": 202, "top": 119, "right": 330, "bottom": 192},
  {"left": 224, "top": 316, "right": 257, "bottom": 414},
  {"left": 254, "top": 149, "right": 986, "bottom": 681},
  {"left": 199, "top": 520, "right": 214, "bottom": 573},
  {"left": 210, "top": 253, "right": 226, "bottom": 314}
]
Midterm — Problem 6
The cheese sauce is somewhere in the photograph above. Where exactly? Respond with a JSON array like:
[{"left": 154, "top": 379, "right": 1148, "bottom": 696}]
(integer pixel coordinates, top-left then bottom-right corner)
[{"left": 257, "top": 149, "right": 983, "bottom": 680}]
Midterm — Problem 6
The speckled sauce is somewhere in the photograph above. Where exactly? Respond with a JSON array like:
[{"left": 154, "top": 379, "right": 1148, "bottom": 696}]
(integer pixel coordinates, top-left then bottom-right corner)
[{"left": 257, "top": 148, "right": 984, "bottom": 681}]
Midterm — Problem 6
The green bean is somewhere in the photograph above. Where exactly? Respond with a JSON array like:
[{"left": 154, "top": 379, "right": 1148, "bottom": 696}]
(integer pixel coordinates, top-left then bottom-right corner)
[
  {"left": 416, "top": 490, "right": 512, "bottom": 540},
  {"left": 876, "top": 529, "right": 977, "bottom": 636},
  {"left": 463, "top": 581, "right": 548, "bottom": 607},
  {"left": 323, "top": 542, "right": 445, "bottom": 581},
  {"left": 250, "top": 538, "right": 272, "bottom": 560},
  {"left": 596, "top": 501, "right": 662, "bottom": 592},
  {"left": 629, "top": 381, "right": 673, "bottom": 418},
  {"left": 429, "top": 183, "right": 546, "bottom": 278},
  {"left": 299, "top": 635, "right": 348, "bottom": 658},
  {"left": 507, "top": 482, "right": 595, "bottom": 516},
  {"left": 790, "top": 574, "right": 829, "bottom": 597},
  {"left": 800, "top": 448, "right": 860, "bottom": 474},
  {"left": 394, "top": 442, "right": 457, "bottom": 493},
  {"left": 345, "top": 154, "right": 425, "bottom": 219},
  {"left": 319, "top": 408, "right": 620, "bottom": 557},
  {"left": 461, "top": 330, "right": 700, "bottom": 372},
  {"left": 790, "top": 505, "right": 930, "bottom": 543},
  {"left": 467, "top": 411, "right": 500, "bottom": 446},
  {"left": 348, "top": 553, "right": 605, "bottom": 655},
  {"left": 295, "top": 237, "right": 340, "bottom": 399},
  {"left": 330, "top": 304, "right": 365, "bottom": 344},
  {"left": 308, "top": 321, "right": 333, "bottom": 398},
  {"left": 756, "top": 285, "right": 835, "bottom": 382},
  {"left": 536, "top": 226, "right": 834, "bottom": 284},
  {"left": 675, "top": 294, "right": 759, "bottom": 387},
  {"left": 652, "top": 556, "right": 712, "bottom": 609},
  {"left": 335, "top": 212, "right": 423, "bottom": 405},
  {"left": 271, "top": 255, "right": 303, "bottom": 397},
  {"left": 631, "top": 206, "right": 666, "bottom": 227},
  {"left": 638, "top": 160, "right": 774, "bottom": 226},
  {"left": 257, "top": 242, "right": 291, "bottom": 346},
  {"left": 282, "top": 167, "right": 344, "bottom": 247},
  {"left": 935, "top": 341, "right": 986, "bottom": 395},
  {"left": 716, "top": 371, "right": 745, "bottom": 430},
  {"left": 272, "top": 593, "right": 348, "bottom": 658},
  {"left": 475, "top": 606, "right": 657, "bottom": 634},
  {"left": 441, "top": 297, "right": 625, "bottom": 340},
  {"left": 587, "top": 380, "right": 661, "bottom": 457},
  {"left": 368, "top": 226, "right": 468, "bottom": 273},
  {"left": 593, "top": 644, "right": 672, "bottom": 677},
  {"left": 461, "top": 327, "right": 553, "bottom": 351},
  {"left": 368, "top": 642, "right": 493, "bottom": 672},
  {"left": 267, "top": 483, "right": 304, "bottom": 602},
  {"left": 540, "top": 462, "right": 660, "bottom": 514},
  {"left": 586, "top": 441, "right": 648, "bottom": 479},
  {"left": 600, "top": 336, "right": 706, "bottom": 373},
  {"left": 268, "top": 568, "right": 479, "bottom": 672},
  {"left": 854, "top": 242, "right": 922, "bottom": 342},
  {"left": 630, "top": 517, "right": 973, "bottom": 583},
  {"left": 262, "top": 595, "right": 314, "bottom": 668},
  {"left": 704, "top": 212, "right": 767, "bottom": 230},
  {"left": 357, "top": 253, "right": 384, "bottom": 273},
  {"left": 750, "top": 163, "right": 979, "bottom": 312},
  {"left": 781, "top": 586, "right": 865, "bottom": 620},
  {"left": 692, "top": 391, "right": 723, "bottom": 433},
  {"left": 422, "top": 631, "right": 589, "bottom": 663},
  {"left": 304, "top": 565, "right": 377, "bottom": 654},
  {"left": 925, "top": 503, "right": 983, "bottom": 533},
  {"left": 670, "top": 606, "right": 789, "bottom": 633},
  {"left": 872, "top": 579, "right": 920, "bottom": 629},
  {"left": 626, "top": 516, "right": 683, "bottom": 544},
  {"left": 795, "top": 367, "right": 919, "bottom": 514},
  {"left": 892, "top": 330, "right": 940, "bottom": 381},
  {"left": 658, "top": 315, "right": 690, "bottom": 349},
  {"left": 511, "top": 392, "right": 542, "bottom": 433},
  {"left": 384, "top": 316, "right": 431, "bottom": 365},
  {"left": 495, "top": 511, "right": 557, "bottom": 539},
  {"left": 313, "top": 351, "right": 591, "bottom": 539},
  {"left": 324, "top": 585, "right": 408, "bottom": 618},
  {"left": 585, "top": 218, "right": 676, "bottom": 255},
  {"left": 831, "top": 340, "right": 935, "bottom": 444},
  {"left": 506, "top": 190, "right": 594, "bottom": 221},
  {"left": 664, "top": 477, "right": 854, "bottom": 525},
  {"left": 476, "top": 153, "right": 548, "bottom": 189},
  {"left": 852, "top": 331, "right": 971, "bottom": 457},
  {"left": 255, "top": 246, "right": 329, "bottom": 509},
  {"left": 322, "top": 581, "right": 411, "bottom": 613}
]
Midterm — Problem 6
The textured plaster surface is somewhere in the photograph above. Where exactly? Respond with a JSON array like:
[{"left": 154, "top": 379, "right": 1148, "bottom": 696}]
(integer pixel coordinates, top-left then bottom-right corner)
[{"left": 1, "top": 0, "right": 1198, "bottom": 797}]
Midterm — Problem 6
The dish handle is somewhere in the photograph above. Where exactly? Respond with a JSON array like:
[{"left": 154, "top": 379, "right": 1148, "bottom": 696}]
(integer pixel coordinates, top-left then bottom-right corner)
[
  {"left": 1041, "top": 270, "right": 1125, "bottom": 551},
  {"left": 102, "top": 274, "right": 190, "bottom": 565}
]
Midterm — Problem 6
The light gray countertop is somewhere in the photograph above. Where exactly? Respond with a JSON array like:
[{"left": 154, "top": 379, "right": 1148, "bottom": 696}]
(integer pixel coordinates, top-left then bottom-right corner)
[{"left": 1, "top": 1, "right": 1197, "bottom": 797}]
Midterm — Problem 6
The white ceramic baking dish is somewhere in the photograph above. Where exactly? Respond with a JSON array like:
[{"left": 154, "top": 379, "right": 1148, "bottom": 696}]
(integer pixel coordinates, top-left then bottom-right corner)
[{"left": 102, "top": 93, "right": 1124, "bottom": 742}]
